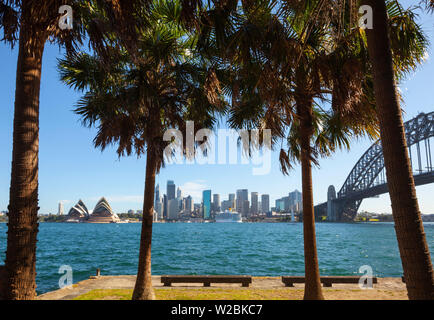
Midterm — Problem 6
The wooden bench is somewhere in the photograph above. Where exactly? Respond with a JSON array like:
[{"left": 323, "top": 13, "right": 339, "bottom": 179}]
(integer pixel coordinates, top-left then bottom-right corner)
[
  {"left": 161, "top": 275, "right": 252, "bottom": 287},
  {"left": 282, "top": 276, "right": 378, "bottom": 287}
]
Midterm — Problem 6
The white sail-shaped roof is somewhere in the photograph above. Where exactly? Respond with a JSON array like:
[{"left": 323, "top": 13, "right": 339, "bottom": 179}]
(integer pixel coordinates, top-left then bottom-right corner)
[
  {"left": 67, "top": 199, "right": 90, "bottom": 218},
  {"left": 88, "top": 197, "right": 120, "bottom": 223},
  {"left": 92, "top": 197, "right": 114, "bottom": 217}
]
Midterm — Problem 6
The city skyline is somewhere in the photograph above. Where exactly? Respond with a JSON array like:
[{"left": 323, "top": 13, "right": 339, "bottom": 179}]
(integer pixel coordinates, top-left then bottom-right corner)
[{"left": 151, "top": 179, "right": 284, "bottom": 214}]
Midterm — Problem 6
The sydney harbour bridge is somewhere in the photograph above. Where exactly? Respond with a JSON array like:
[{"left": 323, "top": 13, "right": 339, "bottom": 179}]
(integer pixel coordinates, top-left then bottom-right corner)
[{"left": 314, "top": 111, "right": 434, "bottom": 222}]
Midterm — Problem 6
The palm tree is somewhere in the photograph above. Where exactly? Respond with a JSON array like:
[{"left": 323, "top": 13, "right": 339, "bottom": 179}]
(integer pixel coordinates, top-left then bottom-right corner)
[
  {"left": 59, "top": 0, "right": 224, "bottom": 300},
  {"left": 360, "top": 0, "right": 434, "bottom": 299},
  {"left": 0, "top": 0, "right": 152, "bottom": 300}
]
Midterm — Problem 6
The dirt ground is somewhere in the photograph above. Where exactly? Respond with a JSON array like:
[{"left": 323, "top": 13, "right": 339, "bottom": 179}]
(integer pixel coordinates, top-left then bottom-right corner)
[{"left": 37, "top": 276, "right": 408, "bottom": 300}]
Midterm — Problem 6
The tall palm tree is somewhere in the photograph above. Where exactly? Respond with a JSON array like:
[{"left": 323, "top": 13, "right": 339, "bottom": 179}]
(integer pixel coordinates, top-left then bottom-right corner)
[
  {"left": 360, "top": 0, "right": 434, "bottom": 300},
  {"left": 0, "top": 0, "right": 151, "bottom": 300},
  {"left": 59, "top": 0, "right": 224, "bottom": 300}
]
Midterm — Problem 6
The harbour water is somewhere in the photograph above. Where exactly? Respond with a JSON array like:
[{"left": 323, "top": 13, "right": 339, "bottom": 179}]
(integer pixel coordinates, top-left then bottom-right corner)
[{"left": 0, "top": 222, "right": 433, "bottom": 295}]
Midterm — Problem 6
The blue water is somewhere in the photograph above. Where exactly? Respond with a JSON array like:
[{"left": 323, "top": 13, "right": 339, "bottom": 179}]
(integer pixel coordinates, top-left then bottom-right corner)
[{"left": 0, "top": 222, "right": 433, "bottom": 295}]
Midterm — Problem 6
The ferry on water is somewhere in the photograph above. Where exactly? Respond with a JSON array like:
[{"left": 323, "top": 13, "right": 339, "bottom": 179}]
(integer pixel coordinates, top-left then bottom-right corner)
[{"left": 215, "top": 210, "right": 242, "bottom": 223}]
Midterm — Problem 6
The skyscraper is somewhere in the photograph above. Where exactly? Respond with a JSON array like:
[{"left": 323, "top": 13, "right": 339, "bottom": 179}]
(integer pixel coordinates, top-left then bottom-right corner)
[
  {"left": 250, "top": 192, "right": 258, "bottom": 215},
  {"left": 261, "top": 194, "right": 270, "bottom": 213},
  {"left": 163, "top": 194, "right": 168, "bottom": 219},
  {"left": 276, "top": 198, "right": 285, "bottom": 212},
  {"left": 155, "top": 184, "right": 160, "bottom": 205},
  {"left": 185, "top": 196, "right": 194, "bottom": 214},
  {"left": 155, "top": 199, "right": 163, "bottom": 220},
  {"left": 243, "top": 200, "right": 250, "bottom": 216},
  {"left": 57, "top": 202, "right": 64, "bottom": 216},
  {"left": 167, "top": 180, "right": 176, "bottom": 200},
  {"left": 154, "top": 184, "right": 162, "bottom": 219},
  {"left": 213, "top": 194, "right": 221, "bottom": 212},
  {"left": 202, "top": 190, "right": 211, "bottom": 219},
  {"left": 236, "top": 189, "right": 248, "bottom": 215},
  {"left": 177, "top": 187, "right": 182, "bottom": 199},
  {"left": 228, "top": 193, "right": 236, "bottom": 210},
  {"left": 168, "top": 199, "right": 179, "bottom": 220},
  {"left": 289, "top": 190, "right": 302, "bottom": 211}
]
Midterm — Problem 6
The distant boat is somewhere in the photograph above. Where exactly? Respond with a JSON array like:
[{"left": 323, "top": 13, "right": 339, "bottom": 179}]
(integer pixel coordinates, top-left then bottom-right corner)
[
  {"left": 65, "top": 219, "right": 80, "bottom": 223},
  {"left": 215, "top": 210, "right": 242, "bottom": 223},
  {"left": 115, "top": 220, "right": 129, "bottom": 224}
]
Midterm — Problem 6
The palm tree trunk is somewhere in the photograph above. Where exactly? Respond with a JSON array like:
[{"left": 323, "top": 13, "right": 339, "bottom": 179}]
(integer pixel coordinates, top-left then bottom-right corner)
[
  {"left": 296, "top": 98, "right": 324, "bottom": 300},
  {"left": 362, "top": 0, "right": 434, "bottom": 299},
  {"left": 132, "top": 143, "right": 158, "bottom": 300},
  {"left": 3, "top": 22, "right": 45, "bottom": 300}
]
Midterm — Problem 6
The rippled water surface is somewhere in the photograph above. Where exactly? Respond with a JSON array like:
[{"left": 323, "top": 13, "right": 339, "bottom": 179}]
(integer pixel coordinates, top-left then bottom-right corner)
[{"left": 0, "top": 222, "right": 433, "bottom": 294}]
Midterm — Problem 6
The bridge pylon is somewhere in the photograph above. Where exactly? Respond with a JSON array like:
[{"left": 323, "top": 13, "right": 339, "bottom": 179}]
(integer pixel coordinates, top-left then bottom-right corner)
[{"left": 327, "top": 185, "right": 337, "bottom": 221}]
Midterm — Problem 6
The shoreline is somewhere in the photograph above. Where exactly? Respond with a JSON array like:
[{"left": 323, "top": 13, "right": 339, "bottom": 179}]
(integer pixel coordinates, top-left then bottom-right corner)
[{"left": 37, "top": 275, "right": 408, "bottom": 300}]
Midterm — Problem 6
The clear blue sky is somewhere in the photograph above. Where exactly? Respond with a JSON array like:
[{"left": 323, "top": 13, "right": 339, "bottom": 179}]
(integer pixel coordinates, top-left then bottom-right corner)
[{"left": 0, "top": 1, "right": 433, "bottom": 214}]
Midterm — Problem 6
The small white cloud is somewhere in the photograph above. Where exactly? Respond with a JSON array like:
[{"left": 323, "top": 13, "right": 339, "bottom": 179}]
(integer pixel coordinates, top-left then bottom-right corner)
[{"left": 179, "top": 180, "right": 209, "bottom": 202}]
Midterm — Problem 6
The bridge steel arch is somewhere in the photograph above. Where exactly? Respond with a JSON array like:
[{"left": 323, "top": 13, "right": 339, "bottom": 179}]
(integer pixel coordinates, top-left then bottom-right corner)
[{"left": 333, "top": 112, "right": 434, "bottom": 221}]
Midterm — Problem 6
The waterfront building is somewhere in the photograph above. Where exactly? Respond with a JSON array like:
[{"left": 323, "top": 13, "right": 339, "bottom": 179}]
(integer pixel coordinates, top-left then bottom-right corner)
[
  {"left": 87, "top": 198, "right": 120, "bottom": 223},
  {"left": 155, "top": 184, "right": 163, "bottom": 218},
  {"left": 168, "top": 199, "right": 180, "bottom": 220},
  {"left": 167, "top": 180, "right": 176, "bottom": 200},
  {"left": 203, "top": 190, "right": 211, "bottom": 219},
  {"left": 67, "top": 200, "right": 89, "bottom": 219},
  {"left": 275, "top": 198, "right": 285, "bottom": 212},
  {"left": 289, "top": 190, "right": 302, "bottom": 212},
  {"left": 250, "top": 192, "right": 258, "bottom": 215},
  {"left": 243, "top": 199, "right": 250, "bottom": 216},
  {"left": 261, "top": 194, "right": 270, "bottom": 213},
  {"left": 155, "top": 184, "right": 160, "bottom": 205},
  {"left": 236, "top": 189, "right": 248, "bottom": 214},
  {"left": 185, "top": 196, "right": 194, "bottom": 214},
  {"left": 57, "top": 202, "right": 64, "bottom": 216},
  {"left": 163, "top": 194, "right": 168, "bottom": 219},
  {"left": 212, "top": 194, "right": 221, "bottom": 212},
  {"left": 155, "top": 199, "right": 163, "bottom": 220}
]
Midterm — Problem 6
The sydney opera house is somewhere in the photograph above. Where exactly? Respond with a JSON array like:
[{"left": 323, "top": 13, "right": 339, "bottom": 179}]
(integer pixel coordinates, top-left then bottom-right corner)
[{"left": 66, "top": 197, "right": 120, "bottom": 223}]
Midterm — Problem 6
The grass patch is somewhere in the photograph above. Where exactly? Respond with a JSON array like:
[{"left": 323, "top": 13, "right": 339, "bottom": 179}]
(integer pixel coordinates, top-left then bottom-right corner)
[
  {"left": 73, "top": 288, "right": 408, "bottom": 301},
  {"left": 74, "top": 288, "right": 305, "bottom": 300}
]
